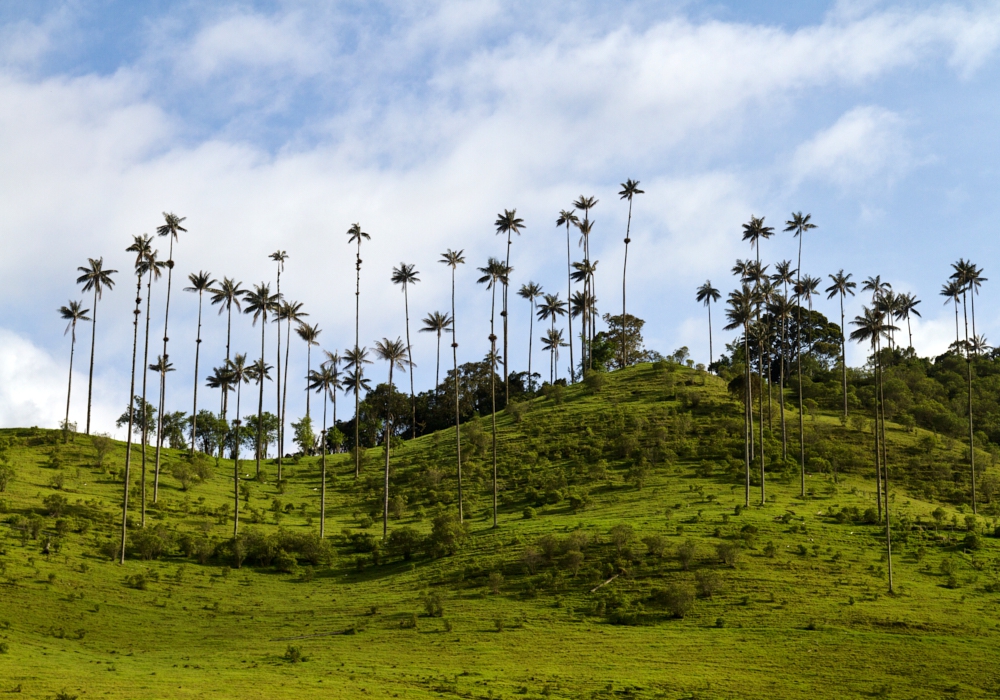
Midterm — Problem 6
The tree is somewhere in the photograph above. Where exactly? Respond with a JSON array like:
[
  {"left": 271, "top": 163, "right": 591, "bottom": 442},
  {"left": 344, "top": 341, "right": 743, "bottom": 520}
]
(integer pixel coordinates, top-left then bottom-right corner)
[
  {"left": 146, "top": 355, "right": 174, "bottom": 521},
  {"left": 374, "top": 337, "right": 408, "bottom": 540},
  {"left": 784, "top": 212, "right": 816, "bottom": 497},
  {"left": 76, "top": 257, "right": 117, "bottom": 434},
  {"left": 725, "top": 285, "right": 754, "bottom": 508},
  {"left": 495, "top": 209, "right": 525, "bottom": 403},
  {"left": 344, "top": 345, "right": 372, "bottom": 476},
  {"left": 571, "top": 257, "right": 599, "bottom": 372},
  {"left": 321, "top": 350, "right": 343, "bottom": 427},
  {"left": 951, "top": 259, "right": 982, "bottom": 514},
  {"left": 540, "top": 328, "right": 567, "bottom": 385},
  {"left": 517, "top": 282, "right": 543, "bottom": 390},
  {"left": 153, "top": 212, "right": 187, "bottom": 503},
  {"left": 695, "top": 281, "right": 720, "bottom": 365},
  {"left": 209, "top": 277, "right": 246, "bottom": 419},
  {"left": 420, "top": 311, "right": 452, "bottom": 394},
  {"left": 825, "top": 270, "right": 856, "bottom": 420},
  {"left": 347, "top": 222, "right": 371, "bottom": 478},
  {"left": 184, "top": 271, "right": 216, "bottom": 453},
  {"left": 244, "top": 282, "right": 280, "bottom": 478},
  {"left": 850, "top": 305, "right": 896, "bottom": 593},
  {"left": 269, "top": 251, "right": 289, "bottom": 476},
  {"left": 573, "top": 196, "right": 599, "bottom": 370},
  {"left": 440, "top": 248, "right": 466, "bottom": 521},
  {"left": 58, "top": 300, "right": 90, "bottom": 440},
  {"left": 618, "top": 179, "right": 644, "bottom": 367},
  {"left": 897, "top": 291, "right": 921, "bottom": 350},
  {"left": 227, "top": 354, "right": 251, "bottom": 536},
  {"left": 391, "top": 263, "right": 421, "bottom": 440},
  {"left": 160, "top": 410, "right": 189, "bottom": 450},
  {"left": 295, "top": 321, "right": 321, "bottom": 419},
  {"left": 601, "top": 313, "right": 646, "bottom": 369},
  {"left": 477, "top": 257, "right": 506, "bottom": 529},
  {"left": 556, "top": 209, "right": 579, "bottom": 382},
  {"left": 277, "top": 301, "right": 307, "bottom": 474},
  {"left": 308, "top": 365, "right": 338, "bottom": 538}
]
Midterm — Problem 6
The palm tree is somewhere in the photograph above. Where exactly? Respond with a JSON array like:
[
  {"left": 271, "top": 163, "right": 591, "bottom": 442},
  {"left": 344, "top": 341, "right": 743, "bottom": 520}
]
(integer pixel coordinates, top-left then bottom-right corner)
[
  {"left": 276, "top": 301, "right": 307, "bottom": 476},
  {"left": 768, "top": 292, "right": 793, "bottom": 461},
  {"left": 517, "top": 282, "right": 543, "bottom": 390},
  {"left": 784, "top": 212, "right": 816, "bottom": 497},
  {"left": 742, "top": 216, "right": 775, "bottom": 452},
  {"left": 209, "top": 278, "right": 246, "bottom": 418},
  {"left": 308, "top": 364, "right": 338, "bottom": 538},
  {"left": 725, "top": 285, "right": 755, "bottom": 507},
  {"left": 146, "top": 354, "right": 174, "bottom": 522},
  {"left": 941, "top": 280, "right": 963, "bottom": 345},
  {"left": 344, "top": 345, "right": 372, "bottom": 477},
  {"left": 477, "top": 257, "right": 506, "bottom": 529},
  {"left": 537, "top": 293, "right": 568, "bottom": 383},
  {"left": 951, "top": 259, "right": 979, "bottom": 513},
  {"left": 374, "top": 337, "right": 408, "bottom": 540},
  {"left": 897, "top": 292, "right": 922, "bottom": 350},
  {"left": 440, "top": 248, "right": 466, "bottom": 520},
  {"left": 573, "top": 196, "right": 598, "bottom": 370},
  {"left": 695, "top": 281, "right": 721, "bottom": 365},
  {"left": 321, "top": 350, "right": 343, "bottom": 427},
  {"left": 618, "top": 179, "right": 644, "bottom": 367},
  {"left": 295, "top": 321, "right": 321, "bottom": 417},
  {"left": 59, "top": 300, "right": 90, "bottom": 437},
  {"left": 495, "top": 209, "right": 525, "bottom": 401},
  {"left": 131, "top": 244, "right": 164, "bottom": 517},
  {"left": 227, "top": 355, "right": 250, "bottom": 536},
  {"left": 420, "top": 311, "right": 452, "bottom": 393},
  {"left": 967, "top": 263, "right": 987, "bottom": 345},
  {"left": 571, "top": 258, "right": 599, "bottom": 370},
  {"left": 184, "top": 271, "right": 215, "bottom": 453},
  {"left": 76, "top": 257, "right": 117, "bottom": 434},
  {"left": 391, "top": 263, "right": 421, "bottom": 440},
  {"left": 556, "top": 210, "right": 579, "bottom": 381},
  {"left": 269, "top": 251, "right": 289, "bottom": 475},
  {"left": 244, "top": 282, "right": 280, "bottom": 478},
  {"left": 825, "top": 270, "right": 857, "bottom": 420},
  {"left": 850, "top": 306, "right": 896, "bottom": 592},
  {"left": 152, "top": 212, "right": 187, "bottom": 502},
  {"left": 347, "top": 223, "right": 371, "bottom": 476},
  {"left": 246, "top": 358, "right": 274, "bottom": 460},
  {"left": 205, "top": 364, "right": 233, "bottom": 457}
]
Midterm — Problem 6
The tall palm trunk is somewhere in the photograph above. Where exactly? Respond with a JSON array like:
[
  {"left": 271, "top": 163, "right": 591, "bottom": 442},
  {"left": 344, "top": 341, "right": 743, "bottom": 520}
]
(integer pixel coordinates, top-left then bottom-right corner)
[
  {"left": 796, "top": 238, "right": 806, "bottom": 497},
  {"left": 383, "top": 363, "right": 395, "bottom": 540},
  {"left": 743, "top": 326, "right": 751, "bottom": 508},
  {"left": 840, "top": 295, "right": 848, "bottom": 420},
  {"left": 435, "top": 328, "right": 442, "bottom": 393},
  {"left": 140, "top": 267, "right": 155, "bottom": 527},
  {"left": 490, "top": 284, "right": 499, "bottom": 529},
  {"left": 275, "top": 269, "right": 283, "bottom": 481},
  {"left": 963, "top": 291, "right": 976, "bottom": 513},
  {"left": 450, "top": 268, "right": 463, "bottom": 522},
  {"left": 191, "top": 289, "right": 205, "bottom": 453},
  {"left": 354, "top": 240, "right": 362, "bottom": 478},
  {"left": 873, "top": 338, "right": 883, "bottom": 521},
  {"left": 758, "top": 329, "right": 766, "bottom": 505},
  {"left": 233, "top": 385, "right": 243, "bottom": 538},
  {"left": 526, "top": 298, "right": 534, "bottom": 390},
  {"left": 707, "top": 303, "right": 714, "bottom": 365},
  {"left": 879, "top": 349, "right": 893, "bottom": 593},
  {"left": 280, "top": 318, "right": 292, "bottom": 476},
  {"left": 565, "top": 223, "right": 575, "bottom": 382},
  {"left": 305, "top": 343, "right": 313, "bottom": 418},
  {"left": 621, "top": 197, "right": 634, "bottom": 367},
  {"left": 64, "top": 321, "right": 78, "bottom": 438},
  {"left": 119, "top": 275, "right": 142, "bottom": 564},
  {"left": 85, "top": 286, "right": 99, "bottom": 435},
  {"left": 779, "top": 306, "right": 787, "bottom": 462},
  {"left": 153, "top": 237, "right": 176, "bottom": 503},
  {"left": 256, "top": 319, "right": 266, "bottom": 478},
  {"left": 223, "top": 303, "right": 233, "bottom": 420},
  {"left": 320, "top": 389, "right": 328, "bottom": 539},
  {"left": 404, "top": 283, "right": 416, "bottom": 440},
  {"left": 503, "top": 234, "right": 511, "bottom": 403}
]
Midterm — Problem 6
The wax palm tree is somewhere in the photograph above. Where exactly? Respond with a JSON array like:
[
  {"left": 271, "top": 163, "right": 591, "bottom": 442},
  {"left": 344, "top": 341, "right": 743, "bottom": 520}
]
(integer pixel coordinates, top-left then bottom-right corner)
[
  {"left": 495, "top": 209, "right": 525, "bottom": 401},
  {"left": 939, "top": 280, "right": 962, "bottom": 345},
  {"left": 59, "top": 300, "right": 90, "bottom": 437},
  {"left": 540, "top": 327, "right": 568, "bottom": 386},
  {"left": 850, "top": 306, "right": 896, "bottom": 592},
  {"left": 246, "top": 358, "right": 273, "bottom": 460},
  {"left": 348, "top": 224, "right": 371, "bottom": 468},
  {"left": 477, "top": 257, "right": 506, "bottom": 529},
  {"left": 76, "top": 257, "right": 117, "bottom": 434},
  {"left": 374, "top": 337, "right": 408, "bottom": 540},
  {"left": 950, "top": 259, "right": 979, "bottom": 513},
  {"left": 517, "top": 282, "right": 543, "bottom": 390},
  {"left": 321, "top": 350, "right": 343, "bottom": 427},
  {"left": 420, "top": 311, "right": 452, "bottom": 393},
  {"left": 244, "top": 282, "right": 280, "bottom": 478},
  {"left": 571, "top": 258, "right": 599, "bottom": 370},
  {"left": 537, "top": 293, "right": 568, "bottom": 383},
  {"left": 825, "top": 270, "right": 857, "bottom": 419},
  {"left": 227, "top": 355, "right": 250, "bottom": 536},
  {"left": 205, "top": 364, "right": 233, "bottom": 456},
  {"left": 131, "top": 245, "right": 165, "bottom": 514},
  {"left": 308, "top": 364, "right": 337, "bottom": 538},
  {"left": 295, "top": 320, "right": 321, "bottom": 418},
  {"left": 209, "top": 278, "right": 246, "bottom": 419},
  {"left": 116, "top": 237, "right": 151, "bottom": 564},
  {"left": 269, "top": 251, "right": 289, "bottom": 474},
  {"left": 784, "top": 212, "right": 816, "bottom": 497},
  {"left": 146, "top": 354, "right": 174, "bottom": 522},
  {"left": 574, "top": 196, "right": 598, "bottom": 370},
  {"left": 725, "top": 285, "right": 755, "bottom": 507},
  {"left": 966, "top": 263, "right": 987, "bottom": 344},
  {"left": 695, "top": 281, "right": 721, "bottom": 365},
  {"left": 897, "top": 292, "right": 921, "bottom": 350},
  {"left": 344, "top": 345, "right": 372, "bottom": 476},
  {"left": 391, "top": 263, "right": 421, "bottom": 439},
  {"left": 742, "top": 216, "right": 775, "bottom": 442},
  {"left": 556, "top": 210, "right": 579, "bottom": 381},
  {"left": 276, "top": 301, "right": 307, "bottom": 476},
  {"left": 440, "top": 248, "right": 466, "bottom": 520},
  {"left": 768, "top": 292, "right": 794, "bottom": 461},
  {"left": 184, "top": 271, "right": 215, "bottom": 453},
  {"left": 618, "top": 179, "right": 644, "bottom": 367}
]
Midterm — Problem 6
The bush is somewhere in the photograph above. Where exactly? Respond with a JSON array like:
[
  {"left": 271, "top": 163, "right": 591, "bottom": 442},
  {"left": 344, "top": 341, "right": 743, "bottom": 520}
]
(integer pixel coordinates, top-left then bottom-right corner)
[
  {"left": 387, "top": 527, "right": 422, "bottom": 561},
  {"left": 642, "top": 534, "right": 667, "bottom": 558},
  {"left": 43, "top": 494, "right": 68, "bottom": 517},
  {"left": 427, "top": 513, "right": 468, "bottom": 557},
  {"left": 0, "top": 465, "right": 14, "bottom": 492},
  {"left": 284, "top": 645, "right": 306, "bottom": 663},
  {"left": 522, "top": 506, "right": 536, "bottom": 520},
  {"left": 963, "top": 533, "right": 982, "bottom": 551},
  {"left": 584, "top": 371, "right": 606, "bottom": 394},
  {"left": 422, "top": 591, "right": 444, "bottom": 617},
  {"left": 542, "top": 384, "right": 565, "bottom": 405},
  {"left": 273, "top": 549, "right": 298, "bottom": 573},
  {"left": 488, "top": 571, "right": 504, "bottom": 594},
  {"left": 717, "top": 543, "right": 741, "bottom": 568},
  {"left": 130, "top": 526, "right": 173, "bottom": 560},
  {"left": 676, "top": 540, "right": 697, "bottom": 570},
  {"left": 695, "top": 570, "right": 722, "bottom": 598},
  {"left": 506, "top": 400, "right": 528, "bottom": 423},
  {"left": 609, "top": 524, "right": 634, "bottom": 554},
  {"left": 650, "top": 583, "right": 695, "bottom": 618}
]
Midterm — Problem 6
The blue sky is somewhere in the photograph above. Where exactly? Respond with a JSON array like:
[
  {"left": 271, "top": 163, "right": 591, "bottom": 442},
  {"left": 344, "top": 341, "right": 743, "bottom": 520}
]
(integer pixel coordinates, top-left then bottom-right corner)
[{"left": 2, "top": 0, "right": 999, "bottom": 438}]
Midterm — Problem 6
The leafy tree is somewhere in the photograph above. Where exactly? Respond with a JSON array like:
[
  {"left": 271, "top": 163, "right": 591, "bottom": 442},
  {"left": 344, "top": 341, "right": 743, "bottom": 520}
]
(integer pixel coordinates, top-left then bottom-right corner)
[
  {"left": 601, "top": 313, "right": 647, "bottom": 370},
  {"left": 291, "top": 415, "right": 315, "bottom": 456}
]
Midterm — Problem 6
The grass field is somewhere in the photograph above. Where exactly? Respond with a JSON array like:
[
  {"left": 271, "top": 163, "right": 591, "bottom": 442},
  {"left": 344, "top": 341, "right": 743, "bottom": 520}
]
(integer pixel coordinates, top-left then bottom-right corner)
[{"left": 2, "top": 364, "right": 1000, "bottom": 699}]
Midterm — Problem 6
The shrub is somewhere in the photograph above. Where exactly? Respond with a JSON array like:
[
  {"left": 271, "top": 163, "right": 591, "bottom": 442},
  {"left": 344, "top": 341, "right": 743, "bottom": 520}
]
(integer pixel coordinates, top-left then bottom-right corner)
[
  {"left": 427, "top": 513, "right": 468, "bottom": 557},
  {"left": 964, "top": 533, "right": 982, "bottom": 551},
  {"left": 584, "top": 371, "right": 606, "bottom": 394},
  {"left": 522, "top": 506, "right": 536, "bottom": 520},
  {"left": 561, "top": 550, "right": 584, "bottom": 577},
  {"left": 506, "top": 400, "right": 528, "bottom": 423},
  {"left": 130, "top": 526, "right": 173, "bottom": 560},
  {"left": 542, "top": 384, "right": 565, "bottom": 405},
  {"left": 422, "top": 591, "right": 444, "bottom": 617},
  {"left": 124, "top": 573, "right": 148, "bottom": 590},
  {"left": 43, "top": 494, "right": 68, "bottom": 517},
  {"left": 609, "top": 524, "right": 634, "bottom": 554},
  {"left": 284, "top": 645, "right": 305, "bottom": 663},
  {"left": 717, "top": 543, "right": 741, "bottom": 568},
  {"left": 487, "top": 571, "right": 504, "bottom": 594},
  {"left": 695, "top": 570, "right": 722, "bottom": 598},
  {"left": 0, "top": 465, "right": 15, "bottom": 492},
  {"left": 650, "top": 583, "right": 695, "bottom": 618},
  {"left": 273, "top": 549, "right": 298, "bottom": 573},
  {"left": 676, "top": 540, "right": 697, "bottom": 570},
  {"left": 642, "top": 534, "right": 667, "bottom": 558},
  {"left": 387, "top": 527, "right": 422, "bottom": 561}
]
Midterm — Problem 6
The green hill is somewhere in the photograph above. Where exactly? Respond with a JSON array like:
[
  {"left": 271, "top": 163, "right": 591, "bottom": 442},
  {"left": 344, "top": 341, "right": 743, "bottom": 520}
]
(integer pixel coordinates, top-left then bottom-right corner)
[{"left": 1, "top": 363, "right": 999, "bottom": 699}]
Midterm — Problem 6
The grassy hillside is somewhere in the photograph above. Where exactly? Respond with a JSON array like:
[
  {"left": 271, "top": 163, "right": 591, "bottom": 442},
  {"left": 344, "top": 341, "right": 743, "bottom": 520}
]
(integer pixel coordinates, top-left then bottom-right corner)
[{"left": 2, "top": 363, "right": 1000, "bottom": 699}]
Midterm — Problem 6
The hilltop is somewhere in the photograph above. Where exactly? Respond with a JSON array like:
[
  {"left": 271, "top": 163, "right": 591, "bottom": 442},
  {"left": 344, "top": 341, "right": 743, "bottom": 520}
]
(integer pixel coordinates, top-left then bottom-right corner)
[{"left": 1, "top": 363, "right": 1000, "bottom": 699}]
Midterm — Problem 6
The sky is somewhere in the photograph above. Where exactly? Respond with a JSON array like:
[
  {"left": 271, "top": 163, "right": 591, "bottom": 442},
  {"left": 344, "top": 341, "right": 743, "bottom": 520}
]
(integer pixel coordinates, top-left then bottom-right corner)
[{"left": 2, "top": 0, "right": 1000, "bottom": 440}]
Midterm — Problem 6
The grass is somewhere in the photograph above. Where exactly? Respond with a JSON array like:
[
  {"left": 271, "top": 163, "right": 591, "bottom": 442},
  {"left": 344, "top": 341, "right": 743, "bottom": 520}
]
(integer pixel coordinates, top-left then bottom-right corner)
[{"left": 2, "top": 363, "right": 1000, "bottom": 699}]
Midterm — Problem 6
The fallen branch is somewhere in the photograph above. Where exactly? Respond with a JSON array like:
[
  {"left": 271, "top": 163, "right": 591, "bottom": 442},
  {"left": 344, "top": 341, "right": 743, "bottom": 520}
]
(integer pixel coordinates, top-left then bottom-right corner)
[{"left": 589, "top": 574, "right": 619, "bottom": 594}]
